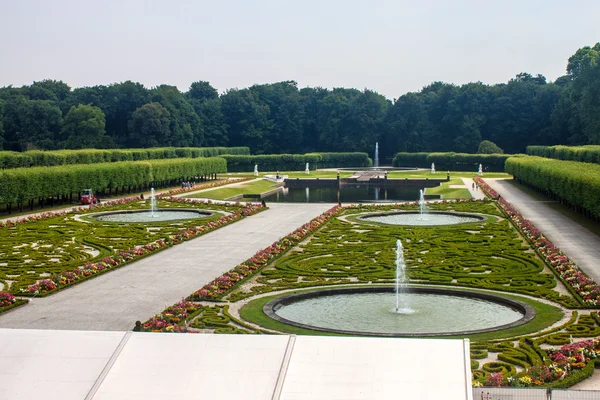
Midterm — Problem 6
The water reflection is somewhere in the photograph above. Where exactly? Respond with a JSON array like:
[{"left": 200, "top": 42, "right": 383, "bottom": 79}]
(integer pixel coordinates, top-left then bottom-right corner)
[{"left": 263, "top": 186, "right": 440, "bottom": 203}]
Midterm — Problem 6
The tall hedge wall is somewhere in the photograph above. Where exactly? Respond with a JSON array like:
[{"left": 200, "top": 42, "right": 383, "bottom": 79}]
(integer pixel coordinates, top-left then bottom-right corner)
[
  {"left": 0, "top": 157, "right": 226, "bottom": 205},
  {"left": 392, "top": 152, "right": 512, "bottom": 172},
  {"left": 526, "top": 145, "right": 600, "bottom": 164},
  {"left": 306, "top": 152, "right": 371, "bottom": 168},
  {"left": 222, "top": 152, "right": 371, "bottom": 172},
  {"left": 505, "top": 156, "right": 600, "bottom": 219},
  {"left": 221, "top": 154, "right": 322, "bottom": 172},
  {"left": 0, "top": 147, "right": 249, "bottom": 169}
]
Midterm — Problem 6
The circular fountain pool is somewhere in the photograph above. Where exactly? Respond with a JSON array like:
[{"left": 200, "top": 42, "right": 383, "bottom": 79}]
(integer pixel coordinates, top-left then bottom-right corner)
[
  {"left": 264, "top": 287, "right": 534, "bottom": 337},
  {"left": 360, "top": 211, "right": 484, "bottom": 226},
  {"left": 91, "top": 209, "right": 212, "bottom": 223}
]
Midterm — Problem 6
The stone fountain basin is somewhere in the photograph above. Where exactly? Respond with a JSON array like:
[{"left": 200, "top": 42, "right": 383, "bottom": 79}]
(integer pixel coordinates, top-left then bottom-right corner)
[
  {"left": 359, "top": 211, "right": 485, "bottom": 226},
  {"left": 89, "top": 209, "right": 213, "bottom": 223},
  {"left": 264, "top": 286, "right": 535, "bottom": 337}
]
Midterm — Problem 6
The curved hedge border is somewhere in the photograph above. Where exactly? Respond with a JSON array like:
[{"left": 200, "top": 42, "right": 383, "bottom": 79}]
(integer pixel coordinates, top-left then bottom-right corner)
[
  {"left": 0, "top": 194, "right": 265, "bottom": 309},
  {"left": 393, "top": 152, "right": 514, "bottom": 172},
  {"left": 187, "top": 205, "right": 342, "bottom": 301},
  {"left": 505, "top": 156, "right": 600, "bottom": 220},
  {"left": 143, "top": 197, "right": 573, "bottom": 331},
  {"left": 141, "top": 205, "right": 342, "bottom": 331},
  {"left": 0, "top": 157, "right": 227, "bottom": 205},
  {"left": 13, "top": 200, "right": 265, "bottom": 298},
  {"left": 0, "top": 147, "right": 249, "bottom": 169},
  {"left": 475, "top": 176, "right": 600, "bottom": 306},
  {"left": 472, "top": 314, "right": 600, "bottom": 388},
  {"left": 526, "top": 145, "right": 600, "bottom": 164}
]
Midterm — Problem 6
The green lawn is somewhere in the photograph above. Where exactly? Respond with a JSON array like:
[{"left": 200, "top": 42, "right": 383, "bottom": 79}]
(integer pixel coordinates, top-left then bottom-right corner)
[
  {"left": 188, "top": 179, "right": 279, "bottom": 200},
  {"left": 425, "top": 178, "right": 472, "bottom": 199}
]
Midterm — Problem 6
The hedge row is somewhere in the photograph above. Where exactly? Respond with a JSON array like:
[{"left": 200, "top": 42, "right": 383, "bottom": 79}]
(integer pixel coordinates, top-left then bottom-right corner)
[
  {"left": 221, "top": 154, "right": 320, "bottom": 172},
  {"left": 526, "top": 145, "right": 600, "bottom": 164},
  {"left": 505, "top": 156, "right": 600, "bottom": 219},
  {"left": 222, "top": 152, "right": 371, "bottom": 172},
  {"left": 0, "top": 147, "right": 249, "bottom": 169},
  {"left": 392, "top": 152, "right": 513, "bottom": 172},
  {"left": 305, "top": 152, "right": 371, "bottom": 168},
  {"left": 0, "top": 157, "right": 227, "bottom": 204}
]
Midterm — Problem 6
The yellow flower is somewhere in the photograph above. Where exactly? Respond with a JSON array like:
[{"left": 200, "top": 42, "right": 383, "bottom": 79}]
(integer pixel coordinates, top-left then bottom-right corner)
[{"left": 519, "top": 376, "right": 532, "bottom": 385}]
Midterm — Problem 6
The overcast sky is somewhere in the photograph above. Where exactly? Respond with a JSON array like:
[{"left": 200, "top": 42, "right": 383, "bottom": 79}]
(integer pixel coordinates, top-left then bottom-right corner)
[{"left": 1, "top": 0, "right": 599, "bottom": 99}]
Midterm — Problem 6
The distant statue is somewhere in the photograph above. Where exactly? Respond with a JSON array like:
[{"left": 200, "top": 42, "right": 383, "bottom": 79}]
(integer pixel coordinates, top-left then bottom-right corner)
[
  {"left": 254, "top": 164, "right": 258, "bottom": 177},
  {"left": 305, "top": 163, "right": 310, "bottom": 174},
  {"left": 478, "top": 164, "right": 483, "bottom": 176},
  {"left": 431, "top": 163, "right": 435, "bottom": 174}
]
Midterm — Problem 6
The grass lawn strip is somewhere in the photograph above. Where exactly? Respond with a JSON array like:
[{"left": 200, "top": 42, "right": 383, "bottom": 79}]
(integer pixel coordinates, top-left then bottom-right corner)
[
  {"left": 425, "top": 178, "right": 471, "bottom": 199},
  {"left": 187, "top": 179, "right": 280, "bottom": 200}
]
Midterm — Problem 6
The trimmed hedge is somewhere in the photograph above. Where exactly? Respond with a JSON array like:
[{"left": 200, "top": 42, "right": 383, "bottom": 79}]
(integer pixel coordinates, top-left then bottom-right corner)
[
  {"left": 0, "top": 157, "right": 227, "bottom": 205},
  {"left": 527, "top": 145, "right": 600, "bottom": 164},
  {"left": 0, "top": 147, "right": 249, "bottom": 169},
  {"left": 306, "top": 152, "right": 371, "bottom": 168},
  {"left": 393, "top": 152, "right": 513, "bottom": 172},
  {"left": 505, "top": 156, "right": 600, "bottom": 219},
  {"left": 221, "top": 154, "right": 322, "bottom": 172},
  {"left": 222, "top": 152, "right": 371, "bottom": 172}
]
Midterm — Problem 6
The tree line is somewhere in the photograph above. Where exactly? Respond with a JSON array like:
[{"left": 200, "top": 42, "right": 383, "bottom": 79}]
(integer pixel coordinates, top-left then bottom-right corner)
[{"left": 0, "top": 42, "right": 598, "bottom": 160}]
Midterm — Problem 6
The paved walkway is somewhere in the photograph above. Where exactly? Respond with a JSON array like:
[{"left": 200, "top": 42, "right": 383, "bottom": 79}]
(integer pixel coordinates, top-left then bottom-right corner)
[
  {"left": 0, "top": 203, "right": 333, "bottom": 331},
  {"left": 484, "top": 178, "right": 600, "bottom": 283},
  {"left": 460, "top": 178, "right": 486, "bottom": 200}
]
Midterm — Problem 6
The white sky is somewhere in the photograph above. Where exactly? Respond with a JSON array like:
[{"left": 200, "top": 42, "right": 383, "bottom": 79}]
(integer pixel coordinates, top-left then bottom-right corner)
[{"left": 1, "top": 0, "right": 599, "bottom": 99}]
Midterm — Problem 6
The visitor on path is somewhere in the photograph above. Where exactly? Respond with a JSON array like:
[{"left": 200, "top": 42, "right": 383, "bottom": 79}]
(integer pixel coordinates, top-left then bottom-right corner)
[{"left": 472, "top": 182, "right": 475, "bottom": 190}]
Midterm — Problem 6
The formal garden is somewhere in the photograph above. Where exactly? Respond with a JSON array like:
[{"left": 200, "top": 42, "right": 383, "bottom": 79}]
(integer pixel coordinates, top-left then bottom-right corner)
[
  {"left": 0, "top": 180, "right": 265, "bottom": 300},
  {"left": 1, "top": 144, "right": 600, "bottom": 389},
  {"left": 137, "top": 171, "right": 600, "bottom": 389}
]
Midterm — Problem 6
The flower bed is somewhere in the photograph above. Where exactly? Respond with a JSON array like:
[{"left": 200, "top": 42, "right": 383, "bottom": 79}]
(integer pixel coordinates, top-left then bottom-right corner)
[
  {"left": 141, "top": 205, "right": 342, "bottom": 332},
  {"left": 0, "top": 291, "right": 27, "bottom": 315},
  {"left": 143, "top": 300, "right": 198, "bottom": 332},
  {"left": 477, "top": 337, "right": 600, "bottom": 388},
  {"left": 475, "top": 176, "right": 600, "bottom": 306},
  {"left": 13, "top": 201, "right": 265, "bottom": 300},
  {"left": 188, "top": 205, "right": 342, "bottom": 301}
]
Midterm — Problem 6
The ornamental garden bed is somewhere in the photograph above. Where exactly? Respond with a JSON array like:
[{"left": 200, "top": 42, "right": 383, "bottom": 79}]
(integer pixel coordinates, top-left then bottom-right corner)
[
  {"left": 141, "top": 190, "right": 600, "bottom": 388},
  {"left": 0, "top": 193, "right": 265, "bottom": 307}
]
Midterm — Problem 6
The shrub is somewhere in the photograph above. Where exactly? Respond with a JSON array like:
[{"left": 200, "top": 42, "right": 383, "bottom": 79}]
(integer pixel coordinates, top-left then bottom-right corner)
[
  {"left": 393, "top": 152, "right": 513, "bottom": 172},
  {"left": 505, "top": 156, "right": 600, "bottom": 219},
  {"left": 478, "top": 140, "right": 504, "bottom": 154},
  {"left": 526, "top": 145, "right": 600, "bottom": 164},
  {"left": 0, "top": 147, "right": 249, "bottom": 169}
]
